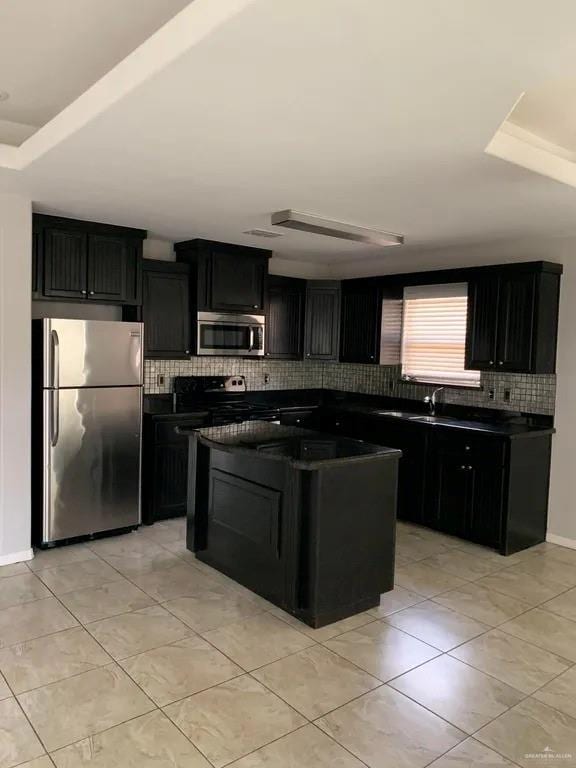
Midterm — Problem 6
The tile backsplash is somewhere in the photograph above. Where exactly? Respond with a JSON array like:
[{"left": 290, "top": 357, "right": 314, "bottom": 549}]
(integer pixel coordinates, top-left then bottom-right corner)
[{"left": 145, "top": 358, "right": 556, "bottom": 415}]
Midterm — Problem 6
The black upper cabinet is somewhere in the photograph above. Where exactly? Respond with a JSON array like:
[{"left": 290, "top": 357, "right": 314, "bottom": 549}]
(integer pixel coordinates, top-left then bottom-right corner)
[
  {"left": 340, "top": 279, "right": 382, "bottom": 364},
  {"left": 465, "top": 276, "right": 499, "bottom": 369},
  {"left": 87, "top": 234, "right": 128, "bottom": 301},
  {"left": 175, "top": 239, "right": 270, "bottom": 315},
  {"left": 43, "top": 228, "right": 88, "bottom": 299},
  {"left": 265, "top": 275, "right": 305, "bottom": 359},
  {"left": 304, "top": 281, "right": 341, "bottom": 361},
  {"left": 466, "top": 263, "right": 561, "bottom": 373},
  {"left": 143, "top": 261, "right": 191, "bottom": 359},
  {"left": 33, "top": 214, "right": 145, "bottom": 305}
]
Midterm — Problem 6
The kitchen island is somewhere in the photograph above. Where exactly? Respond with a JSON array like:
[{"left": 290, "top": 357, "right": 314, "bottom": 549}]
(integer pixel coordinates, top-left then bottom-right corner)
[{"left": 181, "top": 421, "right": 401, "bottom": 628}]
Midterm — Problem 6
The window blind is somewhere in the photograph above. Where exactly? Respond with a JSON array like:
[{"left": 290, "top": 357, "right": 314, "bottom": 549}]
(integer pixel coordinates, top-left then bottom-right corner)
[{"left": 401, "top": 283, "right": 481, "bottom": 387}]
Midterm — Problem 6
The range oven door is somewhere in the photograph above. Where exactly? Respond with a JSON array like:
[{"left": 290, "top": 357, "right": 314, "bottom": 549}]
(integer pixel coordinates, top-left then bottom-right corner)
[{"left": 197, "top": 312, "right": 265, "bottom": 356}]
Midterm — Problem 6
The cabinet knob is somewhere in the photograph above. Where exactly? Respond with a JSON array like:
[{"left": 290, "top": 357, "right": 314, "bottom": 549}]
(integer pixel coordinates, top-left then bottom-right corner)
[
  {"left": 465, "top": 445, "right": 470, "bottom": 451},
  {"left": 306, "top": 353, "right": 311, "bottom": 358},
  {"left": 253, "top": 305, "right": 258, "bottom": 309},
  {"left": 89, "top": 291, "right": 95, "bottom": 296},
  {"left": 185, "top": 349, "right": 190, "bottom": 354},
  {"left": 81, "top": 290, "right": 87, "bottom": 295},
  {"left": 461, "top": 465, "right": 466, "bottom": 470},
  {"left": 489, "top": 360, "right": 494, "bottom": 366},
  {"left": 498, "top": 361, "right": 503, "bottom": 366},
  {"left": 467, "top": 464, "right": 473, "bottom": 470}
]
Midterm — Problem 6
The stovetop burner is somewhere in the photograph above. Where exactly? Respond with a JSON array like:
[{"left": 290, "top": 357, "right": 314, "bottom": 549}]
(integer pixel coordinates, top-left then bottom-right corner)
[{"left": 172, "top": 375, "right": 274, "bottom": 426}]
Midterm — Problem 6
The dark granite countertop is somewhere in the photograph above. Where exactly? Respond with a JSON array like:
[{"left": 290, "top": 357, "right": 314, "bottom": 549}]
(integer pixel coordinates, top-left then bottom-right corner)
[
  {"left": 180, "top": 421, "right": 402, "bottom": 469},
  {"left": 326, "top": 404, "right": 555, "bottom": 439},
  {"left": 146, "top": 389, "right": 554, "bottom": 439}
]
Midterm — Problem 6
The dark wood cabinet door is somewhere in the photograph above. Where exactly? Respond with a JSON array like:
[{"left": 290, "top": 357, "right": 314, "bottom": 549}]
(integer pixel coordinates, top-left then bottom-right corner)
[
  {"left": 465, "top": 276, "right": 499, "bottom": 370},
  {"left": 87, "top": 234, "right": 128, "bottom": 301},
  {"left": 304, "top": 282, "right": 341, "bottom": 361},
  {"left": 424, "top": 436, "right": 471, "bottom": 537},
  {"left": 265, "top": 276, "right": 305, "bottom": 359},
  {"left": 495, "top": 272, "right": 536, "bottom": 371},
  {"left": 32, "top": 230, "right": 40, "bottom": 297},
  {"left": 468, "top": 457, "right": 504, "bottom": 549},
  {"left": 43, "top": 228, "right": 88, "bottom": 298},
  {"left": 210, "top": 251, "right": 266, "bottom": 312},
  {"left": 143, "top": 265, "right": 191, "bottom": 358},
  {"left": 152, "top": 443, "right": 189, "bottom": 520},
  {"left": 340, "top": 280, "right": 381, "bottom": 363}
]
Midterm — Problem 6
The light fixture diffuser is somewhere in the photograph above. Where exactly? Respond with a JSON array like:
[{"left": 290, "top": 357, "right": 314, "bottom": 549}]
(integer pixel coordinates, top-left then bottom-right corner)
[{"left": 271, "top": 210, "right": 403, "bottom": 247}]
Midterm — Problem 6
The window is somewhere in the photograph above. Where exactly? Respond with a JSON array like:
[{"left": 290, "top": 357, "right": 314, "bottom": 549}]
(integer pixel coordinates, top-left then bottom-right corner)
[{"left": 401, "top": 282, "right": 481, "bottom": 387}]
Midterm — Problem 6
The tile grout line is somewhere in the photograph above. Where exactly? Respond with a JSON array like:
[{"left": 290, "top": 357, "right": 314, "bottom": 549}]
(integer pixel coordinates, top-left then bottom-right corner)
[{"left": 4, "top": 525, "right": 576, "bottom": 766}]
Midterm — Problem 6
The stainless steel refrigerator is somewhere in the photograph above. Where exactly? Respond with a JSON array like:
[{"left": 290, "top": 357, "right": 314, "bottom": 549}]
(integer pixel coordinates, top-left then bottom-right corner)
[{"left": 34, "top": 319, "right": 143, "bottom": 545}]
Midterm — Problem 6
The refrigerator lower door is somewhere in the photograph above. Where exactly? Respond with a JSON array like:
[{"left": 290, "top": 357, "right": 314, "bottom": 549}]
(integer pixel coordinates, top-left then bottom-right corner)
[{"left": 43, "top": 386, "right": 142, "bottom": 544}]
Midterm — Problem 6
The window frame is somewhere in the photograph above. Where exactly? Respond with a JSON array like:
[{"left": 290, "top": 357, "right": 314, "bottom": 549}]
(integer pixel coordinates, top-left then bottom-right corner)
[{"left": 400, "top": 282, "right": 481, "bottom": 389}]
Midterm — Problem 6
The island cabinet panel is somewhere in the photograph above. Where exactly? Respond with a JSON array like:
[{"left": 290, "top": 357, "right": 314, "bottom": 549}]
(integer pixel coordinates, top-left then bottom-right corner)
[
  {"left": 175, "top": 239, "right": 271, "bottom": 314},
  {"left": 265, "top": 275, "right": 305, "bottom": 359},
  {"left": 340, "top": 279, "right": 382, "bottom": 363},
  {"left": 33, "top": 214, "right": 145, "bottom": 305},
  {"left": 466, "top": 264, "right": 561, "bottom": 374},
  {"left": 301, "top": 460, "right": 397, "bottom": 620},
  {"left": 142, "top": 261, "right": 191, "bottom": 358},
  {"left": 188, "top": 430, "right": 399, "bottom": 627},
  {"left": 303, "top": 281, "right": 341, "bottom": 361}
]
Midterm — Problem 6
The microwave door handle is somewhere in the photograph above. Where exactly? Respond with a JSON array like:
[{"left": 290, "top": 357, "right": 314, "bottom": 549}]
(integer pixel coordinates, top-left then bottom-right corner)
[{"left": 248, "top": 327, "right": 255, "bottom": 351}]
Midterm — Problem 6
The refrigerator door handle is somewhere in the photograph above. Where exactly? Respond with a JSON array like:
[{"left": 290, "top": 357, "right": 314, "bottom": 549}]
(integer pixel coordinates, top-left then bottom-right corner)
[
  {"left": 50, "top": 389, "right": 59, "bottom": 447},
  {"left": 51, "top": 330, "right": 60, "bottom": 389}
]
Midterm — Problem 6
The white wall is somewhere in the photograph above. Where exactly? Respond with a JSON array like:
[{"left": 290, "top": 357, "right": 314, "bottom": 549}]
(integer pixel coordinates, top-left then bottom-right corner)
[
  {"left": 0, "top": 194, "right": 32, "bottom": 564},
  {"left": 548, "top": 255, "right": 576, "bottom": 546}
]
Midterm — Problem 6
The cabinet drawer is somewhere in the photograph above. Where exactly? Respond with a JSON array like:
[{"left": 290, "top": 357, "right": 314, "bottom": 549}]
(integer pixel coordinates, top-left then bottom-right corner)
[{"left": 435, "top": 431, "right": 505, "bottom": 464}]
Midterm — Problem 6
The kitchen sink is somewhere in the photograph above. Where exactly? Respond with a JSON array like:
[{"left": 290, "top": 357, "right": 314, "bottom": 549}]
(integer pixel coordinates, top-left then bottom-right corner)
[{"left": 375, "top": 410, "right": 420, "bottom": 418}]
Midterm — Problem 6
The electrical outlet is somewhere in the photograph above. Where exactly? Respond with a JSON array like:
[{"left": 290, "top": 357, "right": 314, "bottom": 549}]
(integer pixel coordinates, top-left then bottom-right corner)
[
  {"left": 504, "top": 389, "right": 511, "bottom": 402},
  {"left": 264, "top": 373, "right": 270, "bottom": 384},
  {"left": 488, "top": 389, "right": 495, "bottom": 400},
  {"left": 157, "top": 374, "right": 165, "bottom": 387}
]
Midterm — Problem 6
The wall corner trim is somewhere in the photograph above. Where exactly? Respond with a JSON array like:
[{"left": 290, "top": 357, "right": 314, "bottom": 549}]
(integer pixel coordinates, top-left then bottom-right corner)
[
  {"left": 546, "top": 533, "right": 576, "bottom": 551},
  {"left": 0, "top": 548, "right": 34, "bottom": 566}
]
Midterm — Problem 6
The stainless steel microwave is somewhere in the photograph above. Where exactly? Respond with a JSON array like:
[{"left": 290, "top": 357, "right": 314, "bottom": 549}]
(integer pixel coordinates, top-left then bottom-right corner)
[{"left": 197, "top": 312, "right": 265, "bottom": 356}]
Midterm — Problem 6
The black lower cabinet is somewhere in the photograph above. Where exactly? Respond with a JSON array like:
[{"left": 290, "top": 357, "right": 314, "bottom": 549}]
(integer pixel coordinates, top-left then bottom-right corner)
[
  {"left": 424, "top": 433, "right": 504, "bottom": 546},
  {"left": 311, "top": 408, "right": 551, "bottom": 555},
  {"left": 142, "top": 414, "right": 207, "bottom": 524}
]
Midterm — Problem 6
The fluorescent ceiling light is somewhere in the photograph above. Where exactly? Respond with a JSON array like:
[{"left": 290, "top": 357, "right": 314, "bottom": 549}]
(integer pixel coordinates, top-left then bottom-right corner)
[{"left": 271, "top": 209, "right": 404, "bottom": 247}]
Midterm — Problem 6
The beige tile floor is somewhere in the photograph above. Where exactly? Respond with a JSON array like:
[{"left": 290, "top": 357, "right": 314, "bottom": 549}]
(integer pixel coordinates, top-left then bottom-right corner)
[{"left": 1, "top": 519, "right": 576, "bottom": 766}]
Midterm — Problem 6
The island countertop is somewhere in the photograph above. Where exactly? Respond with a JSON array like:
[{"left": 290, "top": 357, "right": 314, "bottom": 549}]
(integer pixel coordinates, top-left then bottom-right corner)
[{"left": 179, "top": 420, "right": 402, "bottom": 469}]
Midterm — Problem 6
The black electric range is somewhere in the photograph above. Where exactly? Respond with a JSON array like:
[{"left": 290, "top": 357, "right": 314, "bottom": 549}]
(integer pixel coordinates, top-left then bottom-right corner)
[{"left": 173, "top": 376, "right": 279, "bottom": 426}]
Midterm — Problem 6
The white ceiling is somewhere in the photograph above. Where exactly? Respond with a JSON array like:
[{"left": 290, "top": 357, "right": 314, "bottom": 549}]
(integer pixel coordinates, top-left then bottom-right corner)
[
  {"left": 2, "top": 0, "right": 576, "bottom": 274},
  {"left": 0, "top": 0, "right": 190, "bottom": 143},
  {"left": 509, "top": 80, "right": 576, "bottom": 153}
]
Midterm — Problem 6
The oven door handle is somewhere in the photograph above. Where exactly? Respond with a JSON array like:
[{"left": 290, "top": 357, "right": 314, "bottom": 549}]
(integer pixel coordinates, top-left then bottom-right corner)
[{"left": 248, "top": 327, "right": 255, "bottom": 351}]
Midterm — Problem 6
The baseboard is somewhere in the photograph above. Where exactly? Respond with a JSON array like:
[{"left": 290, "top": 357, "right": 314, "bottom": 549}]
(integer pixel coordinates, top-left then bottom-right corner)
[
  {"left": 546, "top": 533, "right": 576, "bottom": 550},
  {"left": 0, "top": 548, "right": 34, "bottom": 566}
]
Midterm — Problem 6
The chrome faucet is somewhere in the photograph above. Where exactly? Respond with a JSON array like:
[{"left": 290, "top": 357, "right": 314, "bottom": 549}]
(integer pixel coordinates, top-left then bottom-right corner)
[{"left": 424, "top": 387, "right": 444, "bottom": 416}]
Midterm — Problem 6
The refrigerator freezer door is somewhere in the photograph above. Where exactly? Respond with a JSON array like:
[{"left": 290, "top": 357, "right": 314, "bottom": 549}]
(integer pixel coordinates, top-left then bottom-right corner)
[
  {"left": 43, "top": 386, "right": 141, "bottom": 543},
  {"left": 42, "top": 319, "right": 143, "bottom": 388}
]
